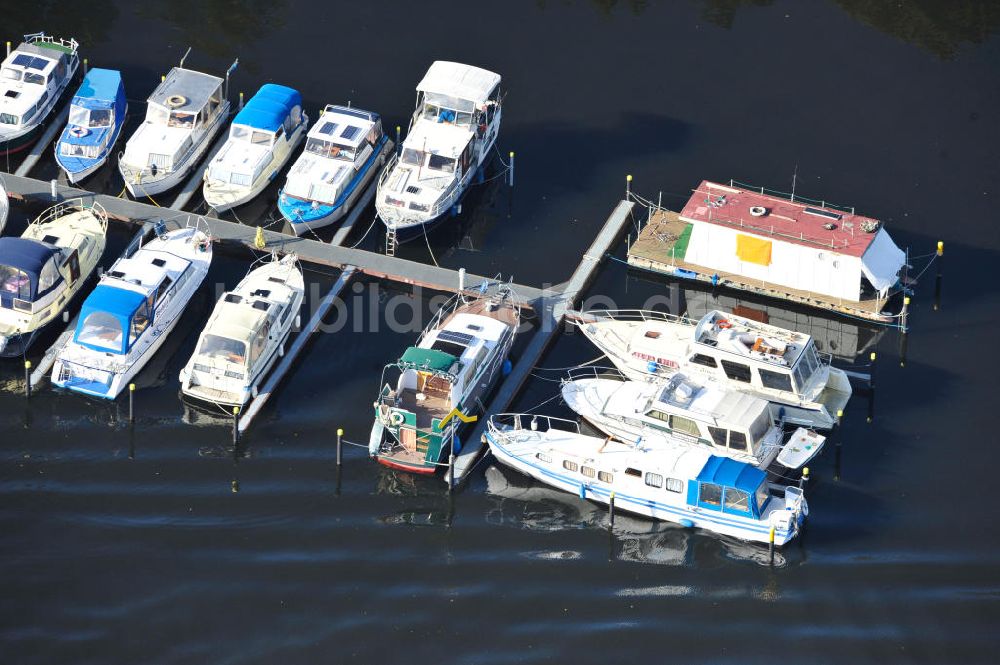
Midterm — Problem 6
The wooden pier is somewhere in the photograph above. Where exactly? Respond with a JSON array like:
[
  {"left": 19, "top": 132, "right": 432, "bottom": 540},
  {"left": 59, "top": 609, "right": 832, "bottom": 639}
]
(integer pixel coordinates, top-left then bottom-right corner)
[{"left": 627, "top": 208, "right": 894, "bottom": 323}]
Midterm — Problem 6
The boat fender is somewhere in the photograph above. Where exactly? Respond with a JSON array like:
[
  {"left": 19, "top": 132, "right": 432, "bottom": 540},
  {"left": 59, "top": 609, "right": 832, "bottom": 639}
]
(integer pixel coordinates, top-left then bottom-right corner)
[
  {"left": 646, "top": 360, "right": 658, "bottom": 373},
  {"left": 278, "top": 343, "right": 284, "bottom": 358},
  {"left": 251, "top": 385, "right": 258, "bottom": 399},
  {"left": 69, "top": 127, "right": 89, "bottom": 138},
  {"left": 166, "top": 94, "right": 187, "bottom": 108},
  {"left": 679, "top": 518, "right": 695, "bottom": 528},
  {"left": 389, "top": 410, "right": 405, "bottom": 426},
  {"left": 502, "top": 359, "right": 512, "bottom": 376},
  {"left": 717, "top": 319, "right": 732, "bottom": 330}
]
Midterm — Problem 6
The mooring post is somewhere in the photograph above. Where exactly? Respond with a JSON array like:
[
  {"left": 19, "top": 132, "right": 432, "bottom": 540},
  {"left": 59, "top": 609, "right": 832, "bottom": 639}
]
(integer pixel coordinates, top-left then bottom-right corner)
[
  {"left": 900, "top": 296, "right": 910, "bottom": 334},
  {"left": 83, "top": 58, "right": 88, "bottom": 75},
  {"left": 336, "top": 427, "right": 343, "bottom": 467},
  {"left": 508, "top": 151, "right": 515, "bottom": 187},
  {"left": 395, "top": 126, "right": 401, "bottom": 155},
  {"left": 6, "top": 42, "right": 10, "bottom": 57},
  {"left": 232, "top": 406, "right": 240, "bottom": 445},
  {"left": 23, "top": 360, "right": 31, "bottom": 398},
  {"left": 448, "top": 451, "right": 456, "bottom": 492},
  {"left": 769, "top": 526, "right": 776, "bottom": 564},
  {"left": 238, "top": 91, "right": 244, "bottom": 110},
  {"left": 869, "top": 352, "right": 877, "bottom": 390},
  {"left": 608, "top": 491, "right": 616, "bottom": 530},
  {"left": 50, "top": 179, "right": 58, "bottom": 201},
  {"left": 128, "top": 383, "right": 135, "bottom": 423},
  {"left": 799, "top": 467, "right": 810, "bottom": 490},
  {"left": 458, "top": 267, "right": 466, "bottom": 293},
  {"left": 626, "top": 174, "right": 632, "bottom": 198}
]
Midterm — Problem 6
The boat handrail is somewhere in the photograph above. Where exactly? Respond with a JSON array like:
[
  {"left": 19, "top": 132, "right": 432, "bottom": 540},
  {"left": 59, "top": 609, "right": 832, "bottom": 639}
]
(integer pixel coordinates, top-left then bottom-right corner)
[
  {"left": 582, "top": 309, "right": 698, "bottom": 327},
  {"left": 24, "top": 32, "right": 80, "bottom": 55},
  {"left": 29, "top": 198, "right": 109, "bottom": 234},
  {"left": 561, "top": 365, "right": 629, "bottom": 384},
  {"left": 488, "top": 413, "right": 581, "bottom": 437}
]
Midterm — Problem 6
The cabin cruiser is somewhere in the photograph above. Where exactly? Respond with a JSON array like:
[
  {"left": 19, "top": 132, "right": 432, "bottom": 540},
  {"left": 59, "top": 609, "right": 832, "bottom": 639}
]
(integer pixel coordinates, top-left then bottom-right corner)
[
  {"left": 0, "top": 200, "right": 108, "bottom": 357},
  {"left": 375, "top": 61, "right": 502, "bottom": 238},
  {"left": 578, "top": 309, "right": 852, "bottom": 429},
  {"left": 52, "top": 222, "right": 212, "bottom": 398},
  {"left": 119, "top": 59, "right": 235, "bottom": 197},
  {"left": 369, "top": 286, "right": 519, "bottom": 474},
  {"left": 485, "top": 413, "right": 809, "bottom": 546},
  {"left": 0, "top": 33, "right": 80, "bottom": 154},
  {"left": 203, "top": 84, "right": 308, "bottom": 212},
  {"left": 54, "top": 68, "right": 127, "bottom": 183},
  {"left": 561, "top": 370, "right": 825, "bottom": 471},
  {"left": 179, "top": 253, "right": 304, "bottom": 407},
  {"left": 278, "top": 104, "right": 391, "bottom": 235}
]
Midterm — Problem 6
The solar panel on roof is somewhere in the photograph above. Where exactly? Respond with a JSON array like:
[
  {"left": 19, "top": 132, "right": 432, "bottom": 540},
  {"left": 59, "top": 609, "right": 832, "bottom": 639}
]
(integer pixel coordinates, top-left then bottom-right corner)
[
  {"left": 803, "top": 207, "right": 842, "bottom": 221},
  {"left": 318, "top": 122, "right": 338, "bottom": 136},
  {"left": 340, "top": 125, "right": 360, "bottom": 140},
  {"left": 11, "top": 54, "right": 31, "bottom": 67},
  {"left": 437, "top": 330, "right": 474, "bottom": 346}
]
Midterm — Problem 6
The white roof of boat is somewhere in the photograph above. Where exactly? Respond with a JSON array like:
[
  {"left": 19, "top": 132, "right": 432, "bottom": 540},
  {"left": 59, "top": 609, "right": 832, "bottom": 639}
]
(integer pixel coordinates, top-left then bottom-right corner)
[
  {"left": 444, "top": 312, "right": 509, "bottom": 343},
  {"left": 599, "top": 377, "right": 767, "bottom": 428},
  {"left": 148, "top": 67, "right": 222, "bottom": 112},
  {"left": 207, "top": 301, "right": 268, "bottom": 343},
  {"left": 308, "top": 107, "right": 375, "bottom": 147},
  {"left": 416, "top": 61, "right": 500, "bottom": 103},
  {"left": 405, "top": 120, "right": 473, "bottom": 156}
]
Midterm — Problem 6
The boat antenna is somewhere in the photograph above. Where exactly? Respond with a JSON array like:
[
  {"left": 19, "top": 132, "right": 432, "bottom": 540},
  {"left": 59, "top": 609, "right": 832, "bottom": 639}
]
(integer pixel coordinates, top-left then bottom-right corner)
[
  {"left": 791, "top": 163, "right": 798, "bottom": 203},
  {"left": 179, "top": 46, "right": 192, "bottom": 69},
  {"left": 225, "top": 58, "right": 239, "bottom": 102}
]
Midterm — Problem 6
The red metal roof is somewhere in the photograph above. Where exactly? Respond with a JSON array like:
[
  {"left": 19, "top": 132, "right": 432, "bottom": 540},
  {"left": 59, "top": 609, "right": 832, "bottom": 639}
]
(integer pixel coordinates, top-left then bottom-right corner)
[{"left": 678, "top": 180, "right": 883, "bottom": 258}]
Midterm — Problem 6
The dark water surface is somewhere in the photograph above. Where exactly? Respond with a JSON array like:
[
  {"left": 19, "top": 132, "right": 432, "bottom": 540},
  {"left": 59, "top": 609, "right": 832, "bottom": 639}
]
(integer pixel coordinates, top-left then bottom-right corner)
[{"left": 3, "top": 1, "right": 1000, "bottom": 663}]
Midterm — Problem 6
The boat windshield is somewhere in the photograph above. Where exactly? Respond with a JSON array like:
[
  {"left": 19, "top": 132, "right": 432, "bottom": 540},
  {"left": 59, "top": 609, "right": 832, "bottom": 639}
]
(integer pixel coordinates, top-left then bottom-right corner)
[
  {"left": 146, "top": 104, "right": 169, "bottom": 125},
  {"left": 231, "top": 125, "right": 274, "bottom": 146},
  {"left": 1, "top": 68, "right": 21, "bottom": 81},
  {"left": 69, "top": 105, "right": 112, "bottom": 128},
  {"left": 427, "top": 153, "right": 456, "bottom": 173},
  {"left": 0, "top": 113, "right": 19, "bottom": 126},
  {"left": 401, "top": 147, "right": 424, "bottom": 166},
  {"left": 755, "top": 483, "right": 769, "bottom": 514},
  {"left": 168, "top": 111, "right": 196, "bottom": 129},
  {"left": 60, "top": 142, "right": 101, "bottom": 158},
  {"left": 0, "top": 264, "right": 31, "bottom": 300},
  {"left": 198, "top": 334, "right": 248, "bottom": 365},
  {"left": 305, "top": 137, "right": 356, "bottom": 161},
  {"left": 792, "top": 344, "right": 822, "bottom": 391},
  {"left": 77, "top": 311, "right": 124, "bottom": 353},
  {"left": 749, "top": 411, "right": 771, "bottom": 449}
]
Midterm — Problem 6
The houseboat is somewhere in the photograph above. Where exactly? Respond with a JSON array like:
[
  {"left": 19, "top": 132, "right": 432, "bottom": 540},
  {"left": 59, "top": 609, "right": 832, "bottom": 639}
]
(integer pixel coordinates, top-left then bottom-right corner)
[
  {"left": 278, "top": 104, "right": 391, "bottom": 235},
  {"left": 578, "top": 309, "right": 852, "bottom": 429},
  {"left": 52, "top": 222, "right": 212, "bottom": 398},
  {"left": 0, "top": 33, "right": 80, "bottom": 154},
  {"left": 561, "top": 370, "right": 826, "bottom": 470},
  {"left": 0, "top": 199, "right": 108, "bottom": 357},
  {"left": 203, "top": 84, "right": 308, "bottom": 212},
  {"left": 375, "top": 61, "right": 502, "bottom": 238},
  {"left": 369, "top": 287, "right": 519, "bottom": 474},
  {"left": 119, "top": 61, "right": 234, "bottom": 197},
  {"left": 485, "top": 413, "right": 809, "bottom": 546},
  {"left": 54, "top": 68, "right": 127, "bottom": 183},
  {"left": 179, "top": 253, "right": 304, "bottom": 407}
]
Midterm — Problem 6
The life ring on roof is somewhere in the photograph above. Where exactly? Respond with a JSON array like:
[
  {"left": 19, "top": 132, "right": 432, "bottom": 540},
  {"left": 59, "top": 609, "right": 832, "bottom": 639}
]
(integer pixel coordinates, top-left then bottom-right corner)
[
  {"left": 166, "top": 94, "right": 187, "bottom": 108},
  {"left": 717, "top": 319, "right": 733, "bottom": 330},
  {"left": 749, "top": 205, "right": 767, "bottom": 217},
  {"left": 69, "top": 126, "right": 89, "bottom": 138}
]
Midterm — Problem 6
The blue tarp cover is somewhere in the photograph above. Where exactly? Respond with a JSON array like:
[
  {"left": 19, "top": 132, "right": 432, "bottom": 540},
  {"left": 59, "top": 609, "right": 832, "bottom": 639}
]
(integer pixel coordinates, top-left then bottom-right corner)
[
  {"left": 232, "top": 83, "right": 301, "bottom": 132},
  {"left": 72, "top": 68, "right": 124, "bottom": 107},
  {"left": 695, "top": 456, "right": 765, "bottom": 494},
  {"left": 0, "top": 238, "right": 58, "bottom": 300}
]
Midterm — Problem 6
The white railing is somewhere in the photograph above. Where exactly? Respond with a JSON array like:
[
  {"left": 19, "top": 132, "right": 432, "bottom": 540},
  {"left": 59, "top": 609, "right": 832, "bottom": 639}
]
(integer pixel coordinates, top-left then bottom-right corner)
[
  {"left": 488, "top": 413, "right": 581, "bottom": 439},
  {"left": 582, "top": 308, "right": 697, "bottom": 327},
  {"left": 561, "top": 365, "right": 628, "bottom": 384},
  {"left": 25, "top": 33, "right": 79, "bottom": 55},
  {"left": 29, "top": 198, "right": 108, "bottom": 234}
]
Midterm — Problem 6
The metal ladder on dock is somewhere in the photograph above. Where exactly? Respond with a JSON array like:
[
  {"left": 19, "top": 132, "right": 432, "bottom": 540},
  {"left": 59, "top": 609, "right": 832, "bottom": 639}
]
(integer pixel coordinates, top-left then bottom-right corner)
[{"left": 385, "top": 226, "right": 398, "bottom": 256}]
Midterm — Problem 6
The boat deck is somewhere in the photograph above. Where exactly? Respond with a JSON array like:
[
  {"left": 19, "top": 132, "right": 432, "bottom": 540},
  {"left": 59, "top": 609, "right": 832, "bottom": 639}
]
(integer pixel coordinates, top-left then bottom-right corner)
[{"left": 627, "top": 209, "right": 892, "bottom": 322}]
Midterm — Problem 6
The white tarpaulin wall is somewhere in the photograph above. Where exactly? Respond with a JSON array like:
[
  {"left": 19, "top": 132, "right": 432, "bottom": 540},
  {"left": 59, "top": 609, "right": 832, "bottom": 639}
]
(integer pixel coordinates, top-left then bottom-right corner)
[{"left": 860, "top": 229, "right": 905, "bottom": 294}]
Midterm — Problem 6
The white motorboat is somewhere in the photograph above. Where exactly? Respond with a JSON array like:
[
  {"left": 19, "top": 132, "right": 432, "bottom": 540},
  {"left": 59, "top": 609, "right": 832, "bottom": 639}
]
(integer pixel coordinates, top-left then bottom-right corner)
[
  {"left": 278, "top": 104, "right": 391, "bottom": 235},
  {"left": 119, "top": 58, "right": 236, "bottom": 197},
  {"left": 0, "top": 199, "right": 108, "bottom": 357},
  {"left": 577, "top": 309, "right": 852, "bottom": 429},
  {"left": 485, "top": 413, "right": 809, "bottom": 547},
  {"left": 561, "top": 370, "right": 826, "bottom": 471},
  {"left": 375, "top": 61, "right": 502, "bottom": 238},
  {"left": 0, "top": 33, "right": 80, "bottom": 155},
  {"left": 179, "top": 253, "right": 304, "bottom": 407},
  {"left": 203, "top": 84, "right": 308, "bottom": 212},
  {"left": 52, "top": 222, "right": 212, "bottom": 399},
  {"left": 369, "top": 285, "right": 519, "bottom": 474}
]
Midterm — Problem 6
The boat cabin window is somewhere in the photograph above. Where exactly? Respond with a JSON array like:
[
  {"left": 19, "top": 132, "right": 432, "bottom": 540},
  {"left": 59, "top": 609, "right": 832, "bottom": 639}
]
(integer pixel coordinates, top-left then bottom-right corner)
[
  {"left": 37, "top": 257, "right": 61, "bottom": 295},
  {"left": 0, "top": 265, "right": 31, "bottom": 299},
  {"left": 624, "top": 467, "right": 642, "bottom": 478},
  {"left": 23, "top": 71, "right": 45, "bottom": 85},
  {"left": 723, "top": 488, "right": 751, "bottom": 515},
  {"left": 720, "top": 359, "right": 752, "bottom": 383},
  {"left": 645, "top": 409, "right": 669, "bottom": 423},
  {"left": 698, "top": 483, "right": 723, "bottom": 508},
  {"left": 708, "top": 426, "right": 727, "bottom": 448},
  {"left": 748, "top": 412, "right": 771, "bottom": 447},
  {"left": 401, "top": 147, "right": 424, "bottom": 166},
  {"left": 168, "top": 111, "right": 195, "bottom": 129},
  {"left": 146, "top": 104, "right": 169, "bottom": 125},
  {"left": 690, "top": 353, "right": 717, "bottom": 368},
  {"left": 598, "top": 471, "right": 613, "bottom": 483},
  {"left": 0, "top": 113, "right": 19, "bottom": 126},
  {"left": 563, "top": 460, "right": 578, "bottom": 472},
  {"left": 250, "top": 320, "right": 271, "bottom": 365},
  {"left": 536, "top": 452, "right": 552, "bottom": 463},
  {"left": 422, "top": 94, "right": 475, "bottom": 127},
  {"left": 756, "top": 484, "right": 770, "bottom": 513},
  {"left": 669, "top": 415, "right": 701, "bottom": 438},
  {"left": 306, "top": 137, "right": 356, "bottom": 161},
  {"left": 61, "top": 141, "right": 100, "bottom": 158},
  {"left": 199, "top": 334, "right": 247, "bottom": 365},
  {"left": 78, "top": 311, "right": 124, "bottom": 352},
  {"left": 1, "top": 68, "right": 21, "bottom": 81},
  {"left": 758, "top": 368, "right": 792, "bottom": 392},
  {"left": 129, "top": 299, "right": 153, "bottom": 346},
  {"left": 665, "top": 478, "right": 683, "bottom": 493},
  {"left": 154, "top": 275, "right": 174, "bottom": 304},
  {"left": 69, "top": 105, "right": 112, "bottom": 128},
  {"left": 792, "top": 344, "right": 821, "bottom": 390},
  {"left": 728, "top": 431, "right": 748, "bottom": 451},
  {"left": 250, "top": 129, "right": 273, "bottom": 146},
  {"left": 645, "top": 472, "right": 663, "bottom": 488},
  {"left": 427, "top": 153, "right": 456, "bottom": 174},
  {"left": 581, "top": 466, "right": 596, "bottom": 478}
]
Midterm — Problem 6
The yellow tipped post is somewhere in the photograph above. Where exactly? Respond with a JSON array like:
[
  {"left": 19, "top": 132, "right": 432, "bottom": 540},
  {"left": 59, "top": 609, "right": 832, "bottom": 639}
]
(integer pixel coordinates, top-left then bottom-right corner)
[
  {"left": 336, "top": 428, "right": 344, "bottom": 466},
  {"left": 161, "top": 75, "right": 166, "bottom": 82},
  {"left": 626, "top": 174, "right": 633, "bottom": 197},
  {"left": 837, "top": 409, "right": 844, "bottom": 420},
  {"left": 254, "top": 225, "right": 265, "bottom": 250},
  {"left": 937, "top": 241, "right": 944, "bottom": 257},
  {"left": 24, "top": 360, "right": 32, "bottom": 397}
]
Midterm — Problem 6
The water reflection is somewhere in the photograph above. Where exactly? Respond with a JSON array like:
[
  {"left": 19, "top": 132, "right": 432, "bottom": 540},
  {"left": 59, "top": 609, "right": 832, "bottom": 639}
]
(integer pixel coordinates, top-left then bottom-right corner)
[{"left": 136, "top": 0, "right": 288, "bottom": 59}]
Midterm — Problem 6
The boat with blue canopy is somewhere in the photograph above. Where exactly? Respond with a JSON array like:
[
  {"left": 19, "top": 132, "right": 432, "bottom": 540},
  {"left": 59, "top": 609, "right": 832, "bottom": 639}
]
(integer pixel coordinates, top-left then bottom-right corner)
[
  {"left": 0, "top": 199, "right": 107, "bottom": 357},
  {"left": 278, "top": 104, "right": 392, "bottom": 236},
  {"left": 485, "top": 413, "right": 809, "bottom": 546},
  {"left": 203, "top": 84, "right": 308, "bottom": 212},
  {"left": 54, "top": 68, "right": 128, "bottom": 183},
  {"left": 52, "top": 221, "right": 212, "bottom": 398}
]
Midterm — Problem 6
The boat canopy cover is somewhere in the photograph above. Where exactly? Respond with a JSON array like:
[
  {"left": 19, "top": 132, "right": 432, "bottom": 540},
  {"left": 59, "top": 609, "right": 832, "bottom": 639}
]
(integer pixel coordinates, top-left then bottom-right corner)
[
  {"left": 695, "top": 455, "right": 765, "bottom": 494},
  {"left": 417, "top": 61, "right": 500, "bottom": 105},
  {"left": 73, "top": 68, "right": 125, "bottom": 109},
  {"left": 79, "top": 284, "right": 147, "bottom": 323},
  {"left": 860, "top": 228, "right": 906, "bottom": 294},
  {"left": 0, "top": 238, "right": 59, "bottom": 300},
  {"left": 398, "top": 346, "right": 458, "bottom": 374},
  {"left": 233, "top": 83, "right": 302, "bottom": 132}
]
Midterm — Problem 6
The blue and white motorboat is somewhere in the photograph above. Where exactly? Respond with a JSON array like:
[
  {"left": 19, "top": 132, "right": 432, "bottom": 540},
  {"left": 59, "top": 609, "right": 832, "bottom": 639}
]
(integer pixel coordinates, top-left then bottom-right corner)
[
  {"left": 203, "top": 84, "right": 309, "bottom": 213},
  {"left": 51, "top": 222, "right": 212, "bottom": 399},
  {"left": 485, "top": 413, "right": 809, "bottom": 547},
  {"left": 0, "top": 199, "right": 108, "bottom": 357},
  {"left": 278, "top": 105, "right": 392, "bottom": 236},
  {"left": 375, "top": 61, "right": 502, "bottom": 239},
  {"left": 54, "top": 68, "right": 127, "bottom": 183}
]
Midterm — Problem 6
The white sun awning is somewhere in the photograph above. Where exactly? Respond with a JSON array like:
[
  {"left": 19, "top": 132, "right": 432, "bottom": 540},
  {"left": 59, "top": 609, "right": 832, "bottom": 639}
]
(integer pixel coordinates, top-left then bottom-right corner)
[{"left": 860, "top": 228, "right": 906, "bottom": 294}]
